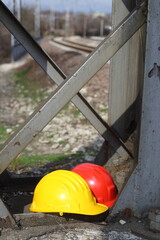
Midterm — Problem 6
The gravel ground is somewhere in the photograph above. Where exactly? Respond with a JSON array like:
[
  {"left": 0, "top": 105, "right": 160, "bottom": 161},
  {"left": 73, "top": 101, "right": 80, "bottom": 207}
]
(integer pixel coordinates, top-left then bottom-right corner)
[{"left": 0, "top": 36, "right": 109, "bottom": 170}]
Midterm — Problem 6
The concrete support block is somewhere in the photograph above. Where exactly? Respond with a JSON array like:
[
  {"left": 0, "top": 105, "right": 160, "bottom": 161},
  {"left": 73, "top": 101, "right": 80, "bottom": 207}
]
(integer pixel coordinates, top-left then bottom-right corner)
[
  {"left": 150, "top": 221, "right": 160, "bottom": 232},
  {"left": 13, "top": 213, "right": 75, "bottom": 227},
  {"left": 149, "top": 208, "right": 160, "bottom": 222},
  {"left": 149, "top": 208, "right": 160, "bottom": 232}
]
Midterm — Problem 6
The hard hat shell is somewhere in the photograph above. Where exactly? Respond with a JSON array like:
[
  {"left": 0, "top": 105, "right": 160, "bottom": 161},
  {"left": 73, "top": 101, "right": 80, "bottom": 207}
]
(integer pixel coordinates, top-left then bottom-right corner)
[
  {"left": 72, "top": 163, "right": 118, "bottom": 207},
  {"left": 30, "top": 170, "right": 108, "bottom": 215}
]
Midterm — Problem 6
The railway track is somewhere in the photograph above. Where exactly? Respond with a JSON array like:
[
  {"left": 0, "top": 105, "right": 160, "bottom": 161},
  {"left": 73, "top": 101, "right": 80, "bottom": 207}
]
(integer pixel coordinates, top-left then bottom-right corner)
[{"left": 52, "top": 37, "right": 100, "bottom": 53}]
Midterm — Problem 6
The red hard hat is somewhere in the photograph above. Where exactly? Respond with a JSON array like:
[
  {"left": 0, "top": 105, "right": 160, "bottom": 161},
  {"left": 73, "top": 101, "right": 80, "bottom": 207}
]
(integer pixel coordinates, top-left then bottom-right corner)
[{"left": 72, "top": 163, "right": 118, "bottom": 207}]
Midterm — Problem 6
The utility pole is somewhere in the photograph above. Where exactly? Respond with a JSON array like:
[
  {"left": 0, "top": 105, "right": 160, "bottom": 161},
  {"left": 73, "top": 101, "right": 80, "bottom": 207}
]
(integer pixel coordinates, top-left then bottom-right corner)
[
  {"left": 65, "top": 6, "right": 70, "bottom": 37},
  {"left": 50, "top": 1, "right": 55, "bottom": 32},
  {"left": 11, "top": 0, "right": 21, "bottom": 21},
  {"left": 100, "top": 17, "right": 104, "bottom": 37},
  {"left": 34, "top": 0, "right": 41, "bottom": 39},
  {"left": 83, "top": 15, "right": 87, "bottom": 38},
  {"left": 10, "top": 0, "right": 21, "bottom": 61},
  {"left": 16, "top": 0, "right": 21, "bottom": 22}
]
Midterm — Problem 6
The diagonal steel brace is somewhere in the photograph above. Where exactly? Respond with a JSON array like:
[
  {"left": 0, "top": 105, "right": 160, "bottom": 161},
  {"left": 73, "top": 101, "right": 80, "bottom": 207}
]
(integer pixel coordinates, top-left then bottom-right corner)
[
  {"left": 0, "top": 1, "right": 147, "bottom": 173},
  {"left": 0, "top": 0, "right": 133, "bottom": 158}
]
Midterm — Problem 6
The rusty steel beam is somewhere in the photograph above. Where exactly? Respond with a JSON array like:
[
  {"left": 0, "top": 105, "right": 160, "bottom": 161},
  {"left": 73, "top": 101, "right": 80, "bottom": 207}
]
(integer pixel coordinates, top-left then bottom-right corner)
[{"left": 0, "top": 1, "right": 147, "bottom": 173}]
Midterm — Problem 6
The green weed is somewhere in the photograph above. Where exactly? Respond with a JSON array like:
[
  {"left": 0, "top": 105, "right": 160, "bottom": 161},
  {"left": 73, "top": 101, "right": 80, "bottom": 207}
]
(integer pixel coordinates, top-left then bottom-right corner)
[
  {"left": 71, "top": 108, "right": 80, "bottom": 117},
  {"left": 9, "top": 153, "right": 87, "bottom": 168},
  {"left": 13, "top": 69, "right": 45, "bottom": 101},
  {"left": 0, "top": 125, "right": 10, "bottom": 143},
  {"left": 58, "top": 140, "right": 68, "bottom": 146}
]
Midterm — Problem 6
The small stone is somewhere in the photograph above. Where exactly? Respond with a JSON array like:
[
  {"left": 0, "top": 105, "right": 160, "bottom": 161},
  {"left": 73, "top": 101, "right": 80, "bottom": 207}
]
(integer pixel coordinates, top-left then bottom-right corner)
[
  {"left": 18, "top": 118, "right": 24, "bottom": 124},
  {"left": 113, "top": 158, "right": 126, "bottom": 166},
  {"left": 119, "top": 219, "right": 126, "bottom": 225},
  {"left": 78, "top": 146, "right": 86, "bottom": 153},
  {"left": 72, "top": 147, "right": 78, "bottom": 153},
  {"left": 6, "top": 128, "right": 12, "bottom": 133},
  {"left": 84, "top": 156, "right": 95, "bottom": 162},
  {"left": 51, "top": 144, "right": 59, "bottom": 149},
  {"left": 38, "top": 139, "right": 50, "bottom": 144},
  {"left": 80, "top": 87, "right": 87, "bottom": 95},
  {"left": 64, "top": 144, "right": 70, "bottom": 150}
]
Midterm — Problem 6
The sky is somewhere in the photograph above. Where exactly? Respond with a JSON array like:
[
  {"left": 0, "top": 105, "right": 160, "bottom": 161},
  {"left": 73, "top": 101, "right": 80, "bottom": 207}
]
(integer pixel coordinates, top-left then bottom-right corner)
[{"left": 2, "top": 0, "right": 112, "bottom": 13}]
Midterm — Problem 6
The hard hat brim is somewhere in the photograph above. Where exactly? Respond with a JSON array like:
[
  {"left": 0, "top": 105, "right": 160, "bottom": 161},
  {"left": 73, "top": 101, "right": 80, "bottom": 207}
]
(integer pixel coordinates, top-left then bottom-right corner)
[{"left": 30, "top": 202, "right": 108, "bottom": 215}]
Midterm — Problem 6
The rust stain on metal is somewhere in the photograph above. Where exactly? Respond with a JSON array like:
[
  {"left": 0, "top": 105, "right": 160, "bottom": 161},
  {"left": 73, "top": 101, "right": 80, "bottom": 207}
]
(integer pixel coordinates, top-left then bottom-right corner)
[
  {"left": 14, "top": 142, "right": 21, "bottom": 146},
  {"left": 120, "top": 208, "right": 133, "bottom": 218},
  {"left": 0, "top": 216, "right": 13, "bottom": 228},
  {"left": 142, "top": 7, "right": 148, "bottom": 17}
]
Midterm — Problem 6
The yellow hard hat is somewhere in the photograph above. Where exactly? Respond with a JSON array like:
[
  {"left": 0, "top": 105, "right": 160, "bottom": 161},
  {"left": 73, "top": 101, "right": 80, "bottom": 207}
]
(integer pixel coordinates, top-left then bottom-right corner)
[{"left": 30, "top": 170, "right": 108, "bottom": 215}]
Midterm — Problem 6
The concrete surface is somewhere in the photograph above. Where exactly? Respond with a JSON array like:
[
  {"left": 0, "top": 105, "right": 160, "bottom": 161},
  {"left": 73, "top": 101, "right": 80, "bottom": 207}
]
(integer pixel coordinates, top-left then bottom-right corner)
[{"left": 1, "top": 215, "right": 159, "bottom": 240}]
